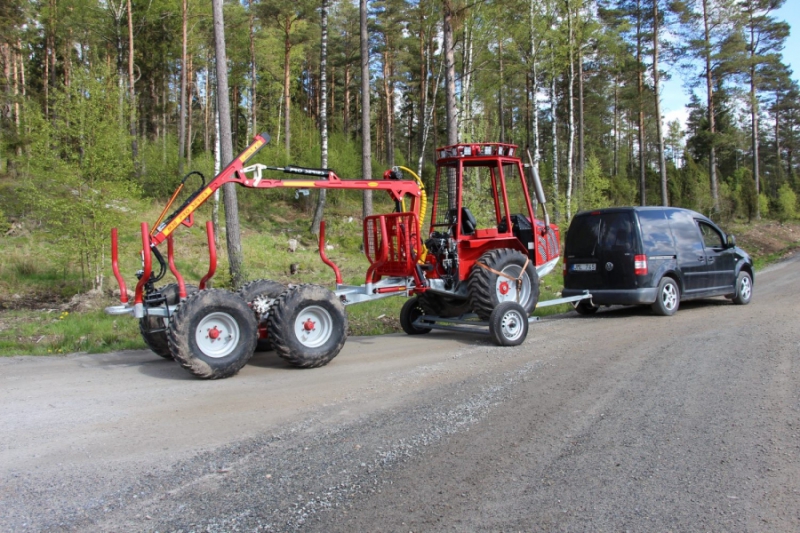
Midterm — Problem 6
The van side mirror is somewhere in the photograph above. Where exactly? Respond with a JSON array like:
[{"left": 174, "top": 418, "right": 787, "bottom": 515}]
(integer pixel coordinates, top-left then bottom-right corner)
[{"left": 727, "top": 234, "right": 736, "bottom": 248}]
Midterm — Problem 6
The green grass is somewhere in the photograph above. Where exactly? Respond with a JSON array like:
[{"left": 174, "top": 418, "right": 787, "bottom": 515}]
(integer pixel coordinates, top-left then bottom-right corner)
[{"left": 0, "top": 309, "right": 143, "bottom": 356}]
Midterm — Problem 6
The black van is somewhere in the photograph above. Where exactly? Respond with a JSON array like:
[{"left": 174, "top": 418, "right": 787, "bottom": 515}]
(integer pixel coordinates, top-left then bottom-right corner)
[{"left": 562, "top": 207, "right": 754, "bottom": 316}]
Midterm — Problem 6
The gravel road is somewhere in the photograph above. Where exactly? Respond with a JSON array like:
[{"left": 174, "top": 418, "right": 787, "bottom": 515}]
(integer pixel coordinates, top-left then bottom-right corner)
[{"left": 1, "top": 254, "right": 798, "bottom": 532}]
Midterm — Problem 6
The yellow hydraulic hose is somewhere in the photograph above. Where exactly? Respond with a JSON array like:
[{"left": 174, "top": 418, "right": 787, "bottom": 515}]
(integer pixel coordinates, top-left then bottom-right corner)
[{"left": 395, "top": 165, "right": 428, "bottom": 263}]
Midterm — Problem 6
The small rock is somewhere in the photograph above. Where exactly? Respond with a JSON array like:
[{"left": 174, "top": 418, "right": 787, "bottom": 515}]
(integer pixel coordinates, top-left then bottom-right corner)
[{"left": 288, "top": 238, "right": 299, "bottom": 252}]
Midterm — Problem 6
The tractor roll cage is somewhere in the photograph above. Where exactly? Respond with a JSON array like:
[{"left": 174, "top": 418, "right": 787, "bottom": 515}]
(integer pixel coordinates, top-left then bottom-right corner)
[{"left": 111, "top": 132, "right": 422, "bottom": 316}]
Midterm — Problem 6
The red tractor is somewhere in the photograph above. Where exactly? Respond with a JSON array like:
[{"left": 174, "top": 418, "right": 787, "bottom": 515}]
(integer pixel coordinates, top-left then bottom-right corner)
[{"left": 107, "top": 133, "right": 561, "bottom": 379}]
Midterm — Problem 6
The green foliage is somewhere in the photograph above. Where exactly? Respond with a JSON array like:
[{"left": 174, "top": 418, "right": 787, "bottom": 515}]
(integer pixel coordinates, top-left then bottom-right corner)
[
  {"left": 737, "top": 169, "right": 758, "bottom": 222},
  {"left": 577, "top": 155, "right": 611, "bottom": 211},
  {"left": 17, "top": 66, "right": 142, "bottom": 290},
  {"left": 758, "top": 193, "right": 770, "bottom": 218},
  {"left": 776, "top": 183, "right": 797, "bottom": 222}
]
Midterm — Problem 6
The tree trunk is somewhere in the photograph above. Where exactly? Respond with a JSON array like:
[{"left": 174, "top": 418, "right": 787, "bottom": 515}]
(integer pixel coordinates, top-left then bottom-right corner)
[
  {"left": 283, "top": 17, "right": 292, "bottom": 155},
  {"left": 126, "top": 0, "right": 138, "bottom": 166},
  {"left": 653, "top": 0, "right": 668, "bottom": 206},
  {"left": 249, "top": 0, "right": 257, "bottom": 139},
  {"left": 344, "top": 63, "right": 351, "bottom": 136},
  {"left": 360, "top": 0, "right": 373, "bottom": 218},
  {"left": 566, "top": 1, "right": 575, "bottom": 220},
  {"left": 613, "top": 72, "right": 619, "bottom": 177},
  {"left": 178, "top": 0, "right": 187, "bottom": 175},
  {"left": 702, "top": 0, "right": 719, "bottom": 211},
  {"left": 636, "top": 0, "right": 646, "bottom": 206},
  {"left": 312, "top": 0, "right": 329, "bottom": 235},
  {"left": 187, "top": 53, "right": 193, "bottom": 168},
  {"left": 499, "top": 37, "right": 505, "bottom": 143},
  {"left": 212, "top": 0, "right": 245, "bottom": 288},
  {"left": 443, "top": 0, "right": 458, "bottom": 146},
  {"left": 577, "top": 45, "right": 584, "bottom": 189},
  {"left": 382, "top": 48, "right": 394, "bottom": 165},
  {"left": 204, "top": 50, "right": 211, "bottom": 153},
  {"left": 551, "top": 47, "right": 559, "bottom": 222}
]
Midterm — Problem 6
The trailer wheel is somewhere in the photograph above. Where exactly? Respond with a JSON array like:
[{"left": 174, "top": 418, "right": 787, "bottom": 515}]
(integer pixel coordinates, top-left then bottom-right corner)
[
  {"left": 468, "top": 249, "right": 540, "bottom": 319},
  {"left": 489, "top": 301, "right": 529, "bottom": 346},
  {"left": 167, "top": 289, "right": 257, "bottom": 379},
  {"left": 139, "top": 283, "right": 198, "bottom": 359},
  {"left": 267, "top": 284, "right": 347, "bottom": 368},
  {"left": 237, "top": 279, "right": 287, "bottom": 352},
  {"left": 400, "top": 296, "right": 434, "bottom": 335}
]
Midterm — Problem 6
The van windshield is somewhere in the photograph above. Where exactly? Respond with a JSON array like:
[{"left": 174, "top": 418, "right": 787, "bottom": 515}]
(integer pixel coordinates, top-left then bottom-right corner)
[{"left": 566, "top": 212, "right": 634, "bottom": 256}]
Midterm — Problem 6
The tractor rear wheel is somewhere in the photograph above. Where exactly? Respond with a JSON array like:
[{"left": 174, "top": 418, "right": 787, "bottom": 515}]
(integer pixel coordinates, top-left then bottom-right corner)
[
  {"left": 237, "top": 279, "right": 287, "bottom": 352},
  {"left": 267, "top": 284, "right": 347, "bottom": 368},
  {"left": 167, "top": 289, "right": 257, "bottom": 379},
  {"left": 468, "top": 249, "right": 540, "bottom": 320},
  {"left": 139, "top": 283, "right": 198, "bottom": 359}
]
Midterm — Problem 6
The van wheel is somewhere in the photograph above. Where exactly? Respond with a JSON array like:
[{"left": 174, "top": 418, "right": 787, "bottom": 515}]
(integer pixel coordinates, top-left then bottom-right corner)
[
  {"left": 651, "top": 277, "right": 679, "bottom": 316},
  {"left": 574, "top": 300, "right": 599, "bottom": 316},
  {"left": 732, "top": 271, "right": 752, "bottom": 305}
]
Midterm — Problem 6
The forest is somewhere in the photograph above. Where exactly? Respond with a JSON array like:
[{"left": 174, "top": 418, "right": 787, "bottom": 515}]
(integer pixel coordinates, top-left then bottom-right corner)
[{"left": 0, "top": 0, "right": 798, "bottom": 291}]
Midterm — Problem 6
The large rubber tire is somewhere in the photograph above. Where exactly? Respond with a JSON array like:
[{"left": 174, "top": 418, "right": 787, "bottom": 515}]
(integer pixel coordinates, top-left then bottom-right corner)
[
  {"left": 237, "top": 279, "right": 287, "bottom": 352},
  {"left": 267, "top": 284, "right": 348, "bottom": 368},
  {"left": 139, "top": 283, "right": 198, "bottom": 359},
  {"left": 574, "top": 299, "right": 599, "bottom": 316},
  {"left": 732, "top": 271, "right": 753, "bottom": 305},
  {"left": 468, "top": 249, "right": 540, "bottom": 320},
  {"left": 400, "top": 296, "right": 434, "bottom": 335},
  {"left": 651, "top": 277, "right": 680, "bottom": 316},
  {"left": 167, "top": 289, "right": 257, "bottom": 379},
  {"left": 489, "top": 301, "right": 529, "bottom": 347}
]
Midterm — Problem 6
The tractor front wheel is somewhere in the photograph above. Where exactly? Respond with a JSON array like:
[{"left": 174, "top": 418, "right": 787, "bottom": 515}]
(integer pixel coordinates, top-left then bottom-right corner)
[
  {"left": 468, "top": 249, "right": 540, "bottom": 320},
  {"left": 167, "top": 289, "right": 257, "bottom": 379},
  {"left": 489, "top": 301, "right": 529, "bottom": 346},
  {"left": 267, "top": 285, "right": 347, "bottom": 368},
  {"left": 139, "top": 283, "right": 198, "bottom": 359},
  {"left": 237, "top": 279, "right": 287, "bottom": 352}
]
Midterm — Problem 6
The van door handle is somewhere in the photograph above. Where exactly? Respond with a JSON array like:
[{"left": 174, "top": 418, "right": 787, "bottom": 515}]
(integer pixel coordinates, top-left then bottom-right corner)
[
  {"left": 697, "top": 256, "right": 705, "bottom": 262},
  {"left": 707, "top": 257, "right": 714, "bottom": 264}
]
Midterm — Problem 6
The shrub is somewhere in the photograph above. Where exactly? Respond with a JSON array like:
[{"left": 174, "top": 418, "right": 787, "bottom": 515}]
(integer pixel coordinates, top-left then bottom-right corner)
[{"left": 776, "top": 183, "right": 797, "bottom": 222}]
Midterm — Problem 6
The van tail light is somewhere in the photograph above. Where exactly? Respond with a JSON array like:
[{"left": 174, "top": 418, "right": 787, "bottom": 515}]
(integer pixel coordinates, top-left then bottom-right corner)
[
  {"left": 634, "top": 255, "right": 648, "bottom": 276},
  {"left": 563, "top": 262, "right": 567, "bottom": 277}
]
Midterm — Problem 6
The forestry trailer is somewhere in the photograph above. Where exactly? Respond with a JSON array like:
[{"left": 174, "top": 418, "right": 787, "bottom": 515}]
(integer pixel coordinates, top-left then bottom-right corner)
[{"left": 107, "top": 132, "right": 568, "bottom": 379}]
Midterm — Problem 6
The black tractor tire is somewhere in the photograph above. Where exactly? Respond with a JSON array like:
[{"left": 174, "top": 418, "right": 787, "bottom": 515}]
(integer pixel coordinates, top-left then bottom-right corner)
[
  {"left": 237, "top": 279, "right": 287, "bottom": 352},
  {"left": 468, "top": 249, "right": 540, "bottom": 320},
  {"left": 400, "top": 296, "right": 434, "bottom": 335},
  {"left": 489, "top": 301, "right": 529, "bottom": 347},
  {"left": 139, "top": 283, "right": 198, "bottom": 359},
  {"left": 732, "top": 271, "right": 753, "bottom": 305},
  {"left": 574, "top": 299, "right": 599, "bottom": 316},
  {"left": 651, "top": 277, "right": 680, "bottom": 316},
  {"left": 167, "top": 289, "right": 257, "bottom": 379},
  {"left": 267, "top": 284, "right": 348, "bottom": 368}
]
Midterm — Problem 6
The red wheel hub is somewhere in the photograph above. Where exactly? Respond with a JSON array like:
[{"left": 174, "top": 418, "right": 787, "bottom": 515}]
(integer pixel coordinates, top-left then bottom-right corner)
[
  {"left": 208, "top": 326, "right": 221, "bottom": 340},
  {"left": 303, "top": 319, "right": 316, "bottom": 331},
  {"left": 499, "top": 281, "right": 510, "bottom": 295}
]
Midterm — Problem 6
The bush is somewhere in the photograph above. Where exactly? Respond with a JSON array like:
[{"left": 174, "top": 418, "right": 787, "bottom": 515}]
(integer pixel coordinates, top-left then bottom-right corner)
[
  {"left": 776, "top": 183, "right": 797, "bottom": 222},
  {"left": 758, "top": 193, "right": 770, "bottom": 219}
]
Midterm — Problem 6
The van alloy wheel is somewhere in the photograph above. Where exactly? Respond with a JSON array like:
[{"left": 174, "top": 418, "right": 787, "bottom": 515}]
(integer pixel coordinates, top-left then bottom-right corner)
[{"left": 652, "top": 277, "right": 679, "bottom": 316}]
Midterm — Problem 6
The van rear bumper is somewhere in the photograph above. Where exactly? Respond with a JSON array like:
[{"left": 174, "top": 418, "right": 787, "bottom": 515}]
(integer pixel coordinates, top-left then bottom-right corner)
[{"left": 562, "top": 288, "right": 657, "bottom": 305}]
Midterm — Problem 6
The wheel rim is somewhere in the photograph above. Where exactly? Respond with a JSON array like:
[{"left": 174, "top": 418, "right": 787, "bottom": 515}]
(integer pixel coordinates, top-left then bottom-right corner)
[
  {"left": 661, "top": 282, "right": 678, "bottom": 311},
  {"left": 194, "top": 312, "right": 241, "bottom": 359},
  {"left": 294, "top": 305, "right": 334, "bottom": 348},
  {"left": 500, "top": 308, "right": 526, "bottom": 342},
  {"left": 496, "top": 265, "right": 530, "bottom": 305},
  {"left": 740, "top": 276, "right": 752, "bottom": 301}
]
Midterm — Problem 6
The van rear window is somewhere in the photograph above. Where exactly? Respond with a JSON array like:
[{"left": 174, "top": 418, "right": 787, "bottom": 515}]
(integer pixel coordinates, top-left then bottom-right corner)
[{"left": 566, "top": 213, "right": 634, "bottom": 256}]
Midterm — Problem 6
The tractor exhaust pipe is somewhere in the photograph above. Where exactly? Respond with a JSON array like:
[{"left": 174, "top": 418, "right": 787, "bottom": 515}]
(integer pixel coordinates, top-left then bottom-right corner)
[{"left": 525, "top": 148, "right": 550, "bottom": 229}]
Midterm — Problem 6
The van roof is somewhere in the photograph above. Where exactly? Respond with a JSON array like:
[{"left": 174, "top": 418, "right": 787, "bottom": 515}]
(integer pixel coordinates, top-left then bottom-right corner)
[{"left": 573, "top": 206, "right": 706, "bottom": 220}]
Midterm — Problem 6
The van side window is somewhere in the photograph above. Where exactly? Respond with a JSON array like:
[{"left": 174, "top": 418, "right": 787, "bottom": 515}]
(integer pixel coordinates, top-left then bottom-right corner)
[
  {"left": 637, "top": 210, "right": 674, "bottom": 255},
  {"left": 697, "top": 221, "right": 724, "bottom": 249}
]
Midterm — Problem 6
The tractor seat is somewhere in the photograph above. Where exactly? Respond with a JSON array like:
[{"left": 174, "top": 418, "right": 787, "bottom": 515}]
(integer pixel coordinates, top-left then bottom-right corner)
[{"left": 449, "top": 207, "right": 477, "bottom": 235}]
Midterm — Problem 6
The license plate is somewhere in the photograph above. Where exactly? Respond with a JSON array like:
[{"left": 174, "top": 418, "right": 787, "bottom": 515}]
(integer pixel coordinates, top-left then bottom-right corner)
[{"left": 571, "top": 263, "right": 596, "bottom": 272}]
